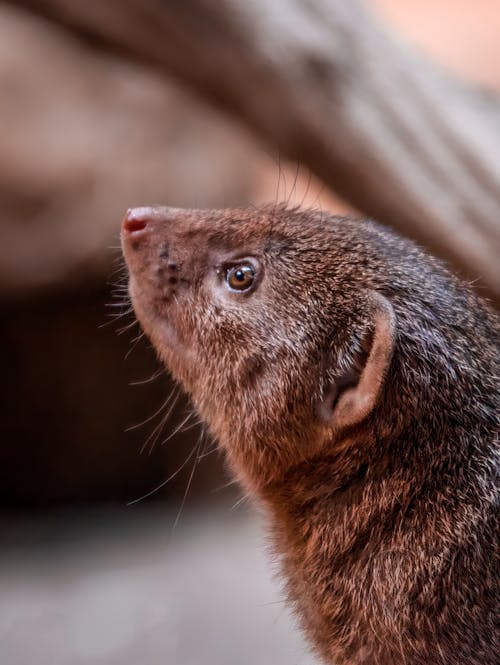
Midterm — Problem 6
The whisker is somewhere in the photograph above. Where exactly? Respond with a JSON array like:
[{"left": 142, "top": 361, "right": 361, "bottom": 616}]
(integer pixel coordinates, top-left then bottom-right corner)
[
  {"left": 286, "top": 161, "right": 300, "bottom": 208},
  {"left": 110, "top": 309, "right": 134, "bottom": 319},
  {"left": 126, "top": 387, "right": 177, "bottom": 432},
  {"left": 230, "top": 493, "right": 251, "bottom": 511},
  {"left": 256, "top": 600, "right": 287, "bottom": 608},
  {"left": 179, "top": 416, "right": 203, "bottom": 433},
  {"left": 98, "top": 310, "right": 133, "bottom": 330},
  {"left": 160, "top": 411, "right": 196, "bottom": 445},
  {"left": 139, "top": 387, "right": 181, "bottom": 454},
  {"left": 126, "top": 442, "right": 198, "bottom": 506},
  {"left": 274, "top": 153, "right": 284, "bottom": 209},
  {"left": 299, "top": 168, "right": 313, "bottom": 208},
  {"left": 129, "top": 368, "right": 164, "bottom": 386},
  {"left": 117, "top": 319, "right": 139, "bottom": 335},
  {"left": 124, "top": 330, "right": 145, "bottom": 360},
  {"left": 171, "top": 433, "right": 205, "bottom": 531},
  {"left": 211, "top": 477, "right": 240, "bottom": 493},
  {"left": 197, "top": 433, "right": 217, "bottom": 459},
  {"left": 108, "top": 265, "right": 128, "bottom": 278},
  {"left": 197, "top": 444, "right": 218, "bottom": 460}
]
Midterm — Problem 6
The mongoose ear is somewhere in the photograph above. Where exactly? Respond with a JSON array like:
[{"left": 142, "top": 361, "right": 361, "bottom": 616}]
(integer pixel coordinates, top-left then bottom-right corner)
[{"left": 319, "top": 292, "right": 396, "bottom": 432}]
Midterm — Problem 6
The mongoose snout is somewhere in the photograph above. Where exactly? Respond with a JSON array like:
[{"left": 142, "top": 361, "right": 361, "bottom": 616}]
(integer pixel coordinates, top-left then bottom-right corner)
[{"left": 122, "top": 206, "right": 197, "bottom": 306}]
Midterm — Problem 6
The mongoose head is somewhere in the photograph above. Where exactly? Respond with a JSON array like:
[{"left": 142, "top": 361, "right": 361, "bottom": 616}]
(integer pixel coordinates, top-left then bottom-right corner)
[{"left": 121, "top": 205, "right": 495, "bottom": 491}]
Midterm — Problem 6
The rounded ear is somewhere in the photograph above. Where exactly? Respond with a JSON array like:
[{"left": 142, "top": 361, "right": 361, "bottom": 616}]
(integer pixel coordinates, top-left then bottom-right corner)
[{"left": 319, "top": 292, "right": 396, "bottom": 432}]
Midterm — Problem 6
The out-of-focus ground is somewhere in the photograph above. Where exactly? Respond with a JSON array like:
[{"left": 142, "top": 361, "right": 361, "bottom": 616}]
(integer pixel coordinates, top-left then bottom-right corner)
[
  {"left": 1, "top": 2, "right": 499, "bottom": 664},
  {"left": 1, "top": 506, "right": 314, "bottom": 665}
]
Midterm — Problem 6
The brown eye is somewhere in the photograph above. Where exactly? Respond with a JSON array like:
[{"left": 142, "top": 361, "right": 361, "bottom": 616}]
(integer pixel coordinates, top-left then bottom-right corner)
[{"left": 226, "top": 263, "right": 255, "bottom": 291}]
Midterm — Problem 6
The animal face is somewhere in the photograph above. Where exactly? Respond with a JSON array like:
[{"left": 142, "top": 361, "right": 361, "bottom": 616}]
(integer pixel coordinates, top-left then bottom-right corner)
[{"left": 121, "top": 205, "right": 393, "bottom": 487}]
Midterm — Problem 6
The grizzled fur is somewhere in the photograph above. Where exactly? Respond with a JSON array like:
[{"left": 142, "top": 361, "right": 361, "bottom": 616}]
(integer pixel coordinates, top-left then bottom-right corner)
[{"left": 121, "top": 205, "right": 499, "bottom": 665}]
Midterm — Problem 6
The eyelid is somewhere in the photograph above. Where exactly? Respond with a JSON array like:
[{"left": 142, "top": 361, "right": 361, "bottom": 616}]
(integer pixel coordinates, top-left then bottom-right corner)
[
  {"left": 218, "top": 257, "right": 259, "bottom": 274},
  {"left": 222, "top": 257, "right": 255, "bottom": 268}
]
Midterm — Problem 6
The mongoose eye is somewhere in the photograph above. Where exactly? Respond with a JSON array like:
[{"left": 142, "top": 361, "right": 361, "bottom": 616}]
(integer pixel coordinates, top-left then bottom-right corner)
[{"left": 226, "top": 263, "right": 255, "bottom": 292}]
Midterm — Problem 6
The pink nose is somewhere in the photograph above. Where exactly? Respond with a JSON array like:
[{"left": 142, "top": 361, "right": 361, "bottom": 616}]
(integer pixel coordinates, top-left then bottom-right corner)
[{"left": 121, "top": 207, "right": 156, "bottom": 235}]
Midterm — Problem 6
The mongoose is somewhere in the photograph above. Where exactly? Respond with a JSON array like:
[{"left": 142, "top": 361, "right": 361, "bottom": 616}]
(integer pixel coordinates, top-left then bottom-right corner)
[{"left": 121, "top": 204, "right": 499, "bottom": 665}]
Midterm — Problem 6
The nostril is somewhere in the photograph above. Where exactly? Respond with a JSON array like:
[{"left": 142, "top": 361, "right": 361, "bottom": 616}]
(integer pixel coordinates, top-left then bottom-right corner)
[
  {"left": 123, "top": 217, "right": 148, "bottom": 234},
  {"left": 122, "top": 207, "right": 157, "bottom": 235}
]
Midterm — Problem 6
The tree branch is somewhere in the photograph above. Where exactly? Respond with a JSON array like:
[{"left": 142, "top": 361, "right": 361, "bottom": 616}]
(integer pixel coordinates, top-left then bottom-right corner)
[{"left": 14, "top": 0, "right": 500, "bottom": 304}]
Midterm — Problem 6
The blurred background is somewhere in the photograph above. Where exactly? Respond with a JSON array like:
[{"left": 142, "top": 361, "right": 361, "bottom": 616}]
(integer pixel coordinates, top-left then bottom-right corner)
[{"left": 1, "top": 1, "right": 499, "bottom": 663}]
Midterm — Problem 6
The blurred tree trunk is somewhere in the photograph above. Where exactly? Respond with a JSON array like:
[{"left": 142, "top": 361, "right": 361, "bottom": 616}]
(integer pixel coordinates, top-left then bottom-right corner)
[{"left": 13, "top": 0, "right": 500, "bottom": 305}]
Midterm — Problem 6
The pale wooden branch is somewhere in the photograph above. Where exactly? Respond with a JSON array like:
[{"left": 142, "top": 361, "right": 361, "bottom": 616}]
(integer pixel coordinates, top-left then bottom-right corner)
[{"left": 14, "top": 0, "right": 500, "bottom": 304}]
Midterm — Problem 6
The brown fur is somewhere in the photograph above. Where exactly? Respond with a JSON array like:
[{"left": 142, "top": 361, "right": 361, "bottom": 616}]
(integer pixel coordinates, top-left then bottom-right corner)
[{"left": 121, "top": 204, "right": 499, "bottom": 664}]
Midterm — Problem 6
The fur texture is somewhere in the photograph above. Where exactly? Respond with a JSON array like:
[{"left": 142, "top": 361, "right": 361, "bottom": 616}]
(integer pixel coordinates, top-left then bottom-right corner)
[{"left": 121, "top": 205, "right": 499, "bottom": 664}]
